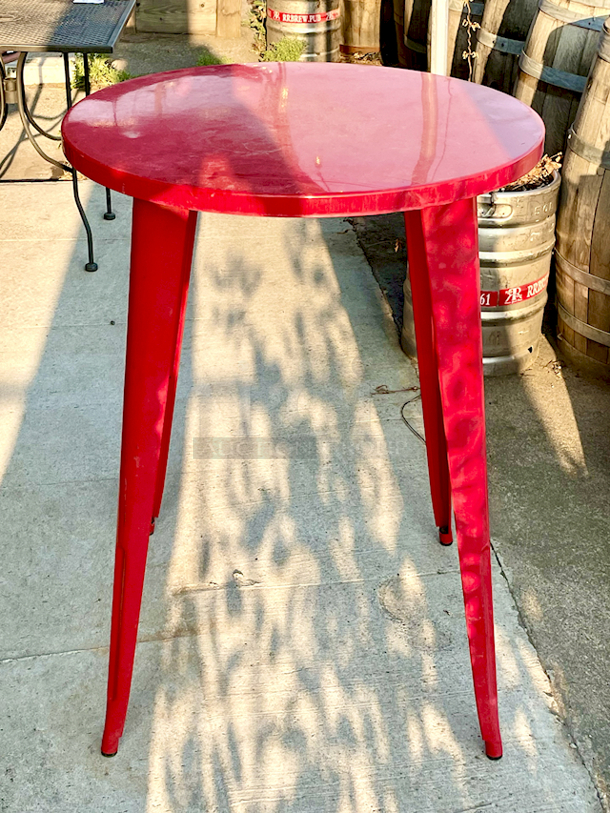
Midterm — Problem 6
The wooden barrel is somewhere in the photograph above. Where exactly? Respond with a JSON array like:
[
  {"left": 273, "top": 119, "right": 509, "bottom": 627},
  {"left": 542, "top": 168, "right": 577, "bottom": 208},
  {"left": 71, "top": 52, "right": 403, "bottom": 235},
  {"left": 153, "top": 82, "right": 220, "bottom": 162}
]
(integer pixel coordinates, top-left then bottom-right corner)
[
  {"left": 393, "top": 0, "right": 411, "bottom": 64},
  {"left": 473, "top": 0, "right": 538, "bottom": 92},
  {"left": 380, "top": 0, "right": 400, "bottom": 62},
  {"left": 555, "top": 19, "right": 610, "bottom": 379},
  {"left": 396, "top": 0, "right": 482, "bottom": 74},
  {"left": 340, "top": 0, "right": 381, "bottom": 52},
  {"left": 266, "top": 0, "right": 341, "bottom": 61},
  {"left": 446, "top": 0, "right": 484, "bottom": 79},
  {"left": 513, "top": 0, "right": 609, "bottom": 155}
]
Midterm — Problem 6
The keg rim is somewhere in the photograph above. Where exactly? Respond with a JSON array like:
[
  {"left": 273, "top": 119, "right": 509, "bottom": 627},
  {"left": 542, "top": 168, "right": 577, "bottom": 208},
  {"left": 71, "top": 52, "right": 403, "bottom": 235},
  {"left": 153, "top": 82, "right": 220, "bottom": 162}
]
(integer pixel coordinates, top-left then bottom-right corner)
[{"left": 479, "top": 169, "right": 561, "bottom": 204}]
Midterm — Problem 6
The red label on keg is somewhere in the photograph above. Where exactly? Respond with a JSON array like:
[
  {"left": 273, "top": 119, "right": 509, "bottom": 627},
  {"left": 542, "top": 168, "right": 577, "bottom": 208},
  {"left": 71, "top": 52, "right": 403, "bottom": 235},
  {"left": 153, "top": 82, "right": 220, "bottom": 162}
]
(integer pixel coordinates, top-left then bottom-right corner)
[
  {"left": 480, "top": 273, "right": 548, "bottom": 308},
  {"left": 267, "top": 7, "right": 340, "bottom": 22}
]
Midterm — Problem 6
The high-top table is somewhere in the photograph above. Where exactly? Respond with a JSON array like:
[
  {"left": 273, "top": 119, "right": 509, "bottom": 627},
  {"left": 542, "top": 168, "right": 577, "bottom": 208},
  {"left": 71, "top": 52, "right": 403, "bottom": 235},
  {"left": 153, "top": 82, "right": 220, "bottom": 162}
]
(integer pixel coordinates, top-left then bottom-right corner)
[
  {"left": 61, "top": 63, "right": 544, "bottom": 759},
  {"left": 0, "top": 0, "right": 136, "bottom": 270}
]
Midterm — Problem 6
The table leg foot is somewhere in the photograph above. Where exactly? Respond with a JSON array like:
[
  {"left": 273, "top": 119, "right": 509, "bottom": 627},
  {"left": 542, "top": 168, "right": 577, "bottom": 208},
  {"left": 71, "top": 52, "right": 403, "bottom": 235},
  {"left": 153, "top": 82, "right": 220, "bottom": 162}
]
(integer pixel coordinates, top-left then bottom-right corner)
[
  {"left": 408, "top": 198, "right": 502, "bottom": 756},
  {"left": 485, "top": 740, "right": 503, "bottom": 760},
  {"left": 101, "top": 747, "right": 118, "bottom": 758},
  {"left": 101, "top": 726, "right": 120, "bottom": 757},
  {"left": 69, "top": 169, "right": 98, "bottom": 273},
  {"left": 104, "top": 188, "right": 116, "bottom": 221},
  {"left": 438, "top": 525, "right": 453, "bottom": 546}
]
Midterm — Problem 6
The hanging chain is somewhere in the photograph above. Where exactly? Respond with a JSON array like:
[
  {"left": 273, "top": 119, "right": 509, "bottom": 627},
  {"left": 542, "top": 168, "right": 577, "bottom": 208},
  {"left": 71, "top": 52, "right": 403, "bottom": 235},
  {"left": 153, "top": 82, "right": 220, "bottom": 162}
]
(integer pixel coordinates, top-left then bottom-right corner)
[{"left": 461, "top": 0, "right": 480, "bottom": 81}]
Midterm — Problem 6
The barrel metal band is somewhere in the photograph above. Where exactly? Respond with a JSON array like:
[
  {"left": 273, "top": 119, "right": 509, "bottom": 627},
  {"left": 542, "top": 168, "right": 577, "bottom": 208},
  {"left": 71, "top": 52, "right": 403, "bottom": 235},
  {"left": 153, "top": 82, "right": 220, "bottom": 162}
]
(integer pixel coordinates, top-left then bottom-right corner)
[
  {"left": 406, "top": 36, "right": 427, "bottom": 53},
  {"left": 558, "top": 302, "right": 610, "bottom": 346},
  {"left": 556, "top": 252, "right": 610, "bottom": 296},
  {"left": 566, "top": 126, "right": 610, "bottom": 168},
  {"left": 538, "top": 0, "right": 606, "bottom": 29},
  {"left": 477, "top": 28, "right": 523, "bottom": 53},
  {"left": 598, "top": 27, "right": 610, "bottom": 62},
  {"left": 539, "top": 0, "right": 610, "bottom": 11},
  {"left": 519, "top": 51, "right": 587, "bottom": 92}
]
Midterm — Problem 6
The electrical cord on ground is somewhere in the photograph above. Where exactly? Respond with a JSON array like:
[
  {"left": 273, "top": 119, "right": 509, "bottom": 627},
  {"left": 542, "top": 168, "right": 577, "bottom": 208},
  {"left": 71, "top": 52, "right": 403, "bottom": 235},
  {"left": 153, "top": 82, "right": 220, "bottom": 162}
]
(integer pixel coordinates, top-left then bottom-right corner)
[{"left": 400, "top": 393, "right": 426, "bottom": 445}]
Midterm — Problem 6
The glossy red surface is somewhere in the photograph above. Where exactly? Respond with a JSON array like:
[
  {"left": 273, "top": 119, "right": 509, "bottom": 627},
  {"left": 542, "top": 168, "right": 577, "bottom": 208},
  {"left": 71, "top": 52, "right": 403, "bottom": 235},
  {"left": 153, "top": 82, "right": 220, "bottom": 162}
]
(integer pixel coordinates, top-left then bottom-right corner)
[
  {"left": 406, "top": 200, "right": 502, "bottom": 759},
  {"left": 101, "top": 202, "right": 197, "bottom": 758},
  {"left": 62, "top": 63, "right": 544, "bottom": 216}
]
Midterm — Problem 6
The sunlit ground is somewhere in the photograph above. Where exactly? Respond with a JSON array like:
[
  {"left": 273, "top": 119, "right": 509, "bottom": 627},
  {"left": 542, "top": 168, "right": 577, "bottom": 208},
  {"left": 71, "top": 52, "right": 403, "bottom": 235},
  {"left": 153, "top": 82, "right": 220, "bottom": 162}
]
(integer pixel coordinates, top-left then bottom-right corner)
[{"left": 0, "top": 182, "right": 601, "bottom": 812}]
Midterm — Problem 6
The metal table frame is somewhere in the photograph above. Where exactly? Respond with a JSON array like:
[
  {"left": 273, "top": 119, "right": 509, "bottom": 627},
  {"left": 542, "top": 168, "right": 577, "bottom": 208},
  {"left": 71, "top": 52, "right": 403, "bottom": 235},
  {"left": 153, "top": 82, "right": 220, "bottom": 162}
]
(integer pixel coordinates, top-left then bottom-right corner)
[{"left": 0, "top": 0, "right": 136, "bottom": 271}]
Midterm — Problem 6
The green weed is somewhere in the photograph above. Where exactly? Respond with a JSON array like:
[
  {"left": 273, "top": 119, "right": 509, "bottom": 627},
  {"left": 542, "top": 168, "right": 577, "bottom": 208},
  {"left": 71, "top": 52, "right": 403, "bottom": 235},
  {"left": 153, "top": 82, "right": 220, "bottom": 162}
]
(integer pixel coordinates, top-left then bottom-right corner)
[
  {"left": 196, "top": 51, "right": 227, "bottom": 66},
  {"left": 260, "top": 37, "right": 306, "bottom": 61},
  {"left": 72, "top": 54, "right": 131, "bottom": 90}
]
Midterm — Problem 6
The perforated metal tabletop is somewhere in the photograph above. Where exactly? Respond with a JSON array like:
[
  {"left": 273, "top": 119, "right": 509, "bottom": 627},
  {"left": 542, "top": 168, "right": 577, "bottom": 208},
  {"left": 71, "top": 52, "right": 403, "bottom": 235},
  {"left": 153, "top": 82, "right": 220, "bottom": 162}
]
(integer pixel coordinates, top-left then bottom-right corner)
[{"left": 0, "top": 0, "right": 136, "bottom": 53}]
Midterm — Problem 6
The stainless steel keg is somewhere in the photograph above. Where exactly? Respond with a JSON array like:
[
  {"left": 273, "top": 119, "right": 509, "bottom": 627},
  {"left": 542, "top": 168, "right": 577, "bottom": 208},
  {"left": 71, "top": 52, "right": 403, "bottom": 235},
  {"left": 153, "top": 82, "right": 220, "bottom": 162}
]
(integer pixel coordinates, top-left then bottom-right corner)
[
  {"left": 401, "top": 171, "right": 561, "bottom": 375},
  {"left": 266, "top": 0, "right": 341, "bottom": 61}
]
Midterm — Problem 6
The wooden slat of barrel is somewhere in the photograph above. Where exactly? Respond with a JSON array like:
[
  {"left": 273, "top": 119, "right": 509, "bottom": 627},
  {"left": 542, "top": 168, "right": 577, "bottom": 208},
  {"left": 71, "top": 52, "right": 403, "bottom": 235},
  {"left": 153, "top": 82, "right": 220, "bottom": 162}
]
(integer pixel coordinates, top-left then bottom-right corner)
[
  {"left": 380, "top": 0, "right": 399, "bottom": 62},
  {"left": 589, "top": 179, "right": 610, "bottom": 355},
  {"left": 403, "top": 0, "right": 432, "bottom": 68},
  {"left": 446, "top": 0, "right": 484, "bottom": 79},
  {"left": 517, "top": 13, "right": 577, "bottom": 151},
  {"left": 136, "top": 0, "right": 217, "bottom": 34},
  {"left": 540, "top": 21, "right": 597, "bottom": 149},
  {"left": 393, "top": 0, "right": 411, "bottom": 64},
  {"left": 446, "top": 0, "right": 464, "bottom": 73},
  {"left": 341, "top": 0, "right": 382, "bottom": 52},
  {"left": 474, "top": 0, "right": 537, "bottom": 92},
  {"left": 555, "top": 18, "right": 610, "bottom": 377},
  {"left": 514, "top": 0, "right": 608, "bottom": 155},
  {"left": 398, "top": 0, "right": 482, "bottom": 76}
]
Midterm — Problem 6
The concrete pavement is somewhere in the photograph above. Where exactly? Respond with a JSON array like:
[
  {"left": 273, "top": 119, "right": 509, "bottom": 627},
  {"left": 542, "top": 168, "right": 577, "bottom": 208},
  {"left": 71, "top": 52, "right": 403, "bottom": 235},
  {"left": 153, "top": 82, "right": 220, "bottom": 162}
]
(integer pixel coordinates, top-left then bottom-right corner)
[
  {"left": 353, "top": 211, "right": 610, "bottom": 811},
  {"left": 0, "top": 177, "right": 604, "bottom": 812}
]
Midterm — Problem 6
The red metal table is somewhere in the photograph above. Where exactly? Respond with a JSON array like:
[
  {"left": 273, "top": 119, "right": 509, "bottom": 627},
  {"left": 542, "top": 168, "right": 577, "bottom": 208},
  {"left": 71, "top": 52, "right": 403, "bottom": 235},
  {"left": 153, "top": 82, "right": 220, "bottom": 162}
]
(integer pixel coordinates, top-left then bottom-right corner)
[{"left": 61, "top": 62, "right": 544, "bottom": 759}]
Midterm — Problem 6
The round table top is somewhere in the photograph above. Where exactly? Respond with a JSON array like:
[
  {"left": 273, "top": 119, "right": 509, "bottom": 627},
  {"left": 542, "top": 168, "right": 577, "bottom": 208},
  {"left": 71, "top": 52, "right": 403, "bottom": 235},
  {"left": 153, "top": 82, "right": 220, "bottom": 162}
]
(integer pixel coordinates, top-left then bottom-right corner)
[{"left": 62, "top": 63, "right": 544, "bottom": 217}]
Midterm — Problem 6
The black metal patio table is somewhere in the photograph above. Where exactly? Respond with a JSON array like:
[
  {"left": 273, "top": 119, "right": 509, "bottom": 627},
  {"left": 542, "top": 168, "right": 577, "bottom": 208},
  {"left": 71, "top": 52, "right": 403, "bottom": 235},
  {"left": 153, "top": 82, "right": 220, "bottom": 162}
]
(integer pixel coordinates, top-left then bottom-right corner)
[{"left": 0, "top": 0, "right": 136, "bottom": 271}]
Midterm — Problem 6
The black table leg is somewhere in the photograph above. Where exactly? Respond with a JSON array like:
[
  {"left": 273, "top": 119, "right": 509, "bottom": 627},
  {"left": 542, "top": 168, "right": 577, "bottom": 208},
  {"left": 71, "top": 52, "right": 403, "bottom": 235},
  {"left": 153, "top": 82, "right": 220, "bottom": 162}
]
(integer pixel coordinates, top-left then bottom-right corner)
[
  {"left": 65, "top": 52, "right": 97, "bottom": 272},
  {"left": 104, "top": 187, "right": 116, "bottom": 220},
  {"left": 15, "top": 52, "right": 66, "bottom": 165},
  {"left": 82, "top": 52, "right": 91, "bottom": 97},
  {"left": 82, "top": 53, "right": 116, "bottom": 222}
]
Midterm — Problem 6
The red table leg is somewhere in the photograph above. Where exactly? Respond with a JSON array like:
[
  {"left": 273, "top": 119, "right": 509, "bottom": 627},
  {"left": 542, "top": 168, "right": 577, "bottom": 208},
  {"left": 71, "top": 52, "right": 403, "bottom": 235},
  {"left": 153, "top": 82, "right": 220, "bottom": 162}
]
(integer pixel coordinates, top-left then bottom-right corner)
[
  {"left": 151, "top": 211, "right": 198, "bottom": 528},
  {"left": 405, "top": 198, "right": 503, "bottom": 760},
  {"left": 404, "top": 212, "right": 453, "bottom": 546},
  {"left": 101, "top": 200, "right": 197, "bottom": 757}
]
